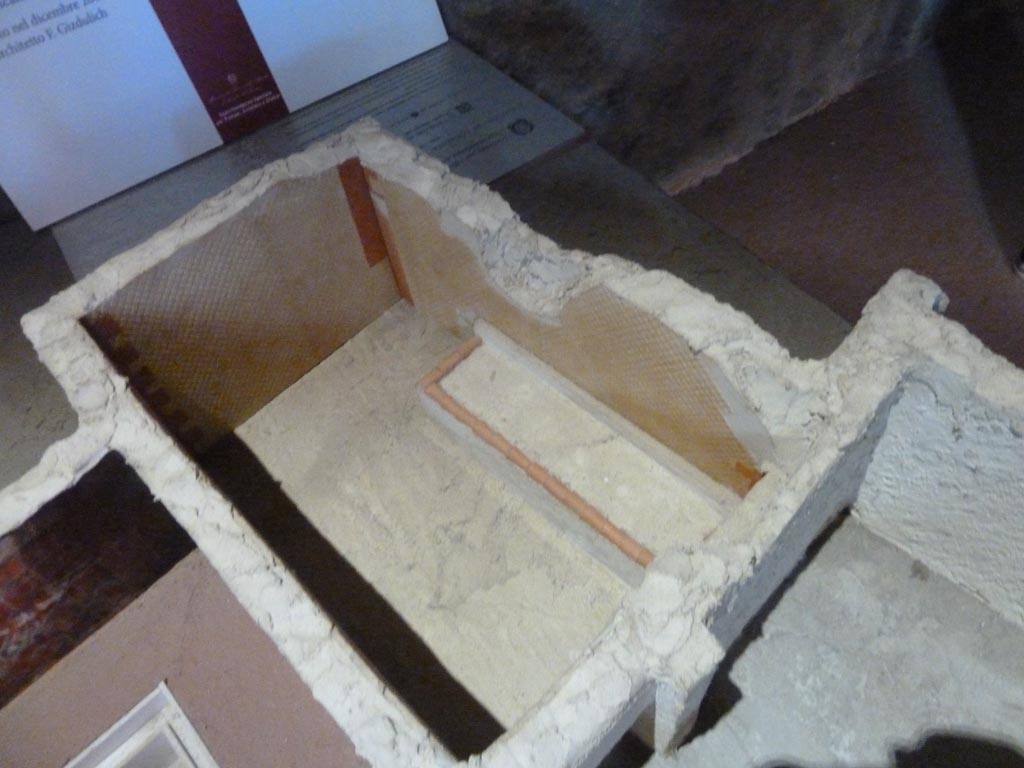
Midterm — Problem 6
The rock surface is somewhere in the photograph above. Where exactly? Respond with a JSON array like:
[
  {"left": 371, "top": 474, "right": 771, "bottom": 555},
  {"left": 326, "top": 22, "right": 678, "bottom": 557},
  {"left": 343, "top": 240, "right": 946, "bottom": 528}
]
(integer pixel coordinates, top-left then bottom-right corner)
[{"left": 438, "top": 0, "right": 949, "bottom": 190}]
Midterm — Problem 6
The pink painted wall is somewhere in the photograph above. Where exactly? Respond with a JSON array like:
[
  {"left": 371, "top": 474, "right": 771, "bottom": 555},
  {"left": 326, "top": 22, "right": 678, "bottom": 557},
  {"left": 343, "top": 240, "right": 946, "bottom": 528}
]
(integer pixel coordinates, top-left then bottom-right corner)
[{"left": 0, "top": 550, "right": 367, "bottom": 768}]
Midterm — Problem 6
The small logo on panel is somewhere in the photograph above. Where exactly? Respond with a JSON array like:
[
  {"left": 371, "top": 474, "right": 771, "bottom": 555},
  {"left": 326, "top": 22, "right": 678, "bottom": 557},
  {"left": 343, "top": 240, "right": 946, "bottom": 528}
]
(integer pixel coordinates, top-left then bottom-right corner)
[{"left": 508, "top": 118, "right": 534, "bottom": 136}]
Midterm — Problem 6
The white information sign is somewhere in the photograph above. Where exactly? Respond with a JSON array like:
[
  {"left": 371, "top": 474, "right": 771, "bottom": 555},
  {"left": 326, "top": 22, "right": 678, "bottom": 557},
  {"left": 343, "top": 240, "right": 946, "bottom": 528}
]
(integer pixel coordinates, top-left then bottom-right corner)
[{"left": 0, "top": 0, "right": 447, "bottom": 229}]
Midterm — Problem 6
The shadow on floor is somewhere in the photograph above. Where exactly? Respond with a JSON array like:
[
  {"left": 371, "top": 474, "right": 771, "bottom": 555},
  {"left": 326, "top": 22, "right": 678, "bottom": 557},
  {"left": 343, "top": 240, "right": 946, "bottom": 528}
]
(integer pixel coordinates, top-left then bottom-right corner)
[
  {"left": 200, "top": 434, "right": 504, "bottom": 759},
  {"left": 201, "top": 433, "right": 658, "bottom": 766},
  {"left": 762, "top": 730, "right": 1024, "bottom": 767},
  {"left": 683, "top": 511, "right": 852, "bottom": 745}
]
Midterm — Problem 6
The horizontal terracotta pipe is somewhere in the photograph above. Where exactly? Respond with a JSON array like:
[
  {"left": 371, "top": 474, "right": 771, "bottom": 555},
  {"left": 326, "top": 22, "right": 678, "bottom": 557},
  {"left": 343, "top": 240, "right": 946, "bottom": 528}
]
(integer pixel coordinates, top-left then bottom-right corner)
[
  {"left": 734, "top": 461, "right": 765, "bottom": 493},
  {"left": 419, "top": 336, "right": 483, "bottom": 389},
  {"left": 421, "top": 337, "right": 654, "bottom": 568}
]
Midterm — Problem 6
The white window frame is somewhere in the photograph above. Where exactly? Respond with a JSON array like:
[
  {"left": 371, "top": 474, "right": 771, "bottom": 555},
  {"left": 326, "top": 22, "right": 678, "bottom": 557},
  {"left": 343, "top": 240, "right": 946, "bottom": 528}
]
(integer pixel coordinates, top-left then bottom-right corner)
[{"left": 65, "top": 682, "right": 219, "bottom": 768}]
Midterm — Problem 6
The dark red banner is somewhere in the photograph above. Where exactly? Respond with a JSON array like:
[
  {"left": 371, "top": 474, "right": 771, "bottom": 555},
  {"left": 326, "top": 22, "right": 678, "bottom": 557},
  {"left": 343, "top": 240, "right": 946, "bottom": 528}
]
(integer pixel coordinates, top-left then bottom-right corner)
[{"left": 148, "top": 0, "right": 289, "bottom": 143}]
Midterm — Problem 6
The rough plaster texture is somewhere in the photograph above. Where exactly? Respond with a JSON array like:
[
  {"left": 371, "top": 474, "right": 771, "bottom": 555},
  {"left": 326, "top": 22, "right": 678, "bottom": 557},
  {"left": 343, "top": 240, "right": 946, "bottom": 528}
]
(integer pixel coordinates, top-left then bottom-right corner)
[
  {"left": 438, "top": 0, "right": 950, "bottom": 191},
  {"left": 490, "top": 141, "right": 850, "bottom": 362},
  {"left": 1, "top": 120, "right": 1022, "bottom": 768},
  {"left": 857, "top": 372, "right": 1024, "bottom": 627}
]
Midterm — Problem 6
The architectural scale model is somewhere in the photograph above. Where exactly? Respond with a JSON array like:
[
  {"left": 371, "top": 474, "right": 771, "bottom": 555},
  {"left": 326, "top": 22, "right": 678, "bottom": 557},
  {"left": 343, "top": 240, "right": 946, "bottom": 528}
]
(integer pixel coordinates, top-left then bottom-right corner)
[{"left": 1, "top": 120, "right": 1021, "bottom": 768}]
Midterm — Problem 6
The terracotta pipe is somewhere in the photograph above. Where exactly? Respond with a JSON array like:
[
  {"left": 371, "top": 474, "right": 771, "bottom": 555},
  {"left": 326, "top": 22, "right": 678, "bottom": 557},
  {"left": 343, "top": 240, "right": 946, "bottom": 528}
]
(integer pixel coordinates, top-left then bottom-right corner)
[{"left": 422, "top": 337, "right": 654, "bottom": 568}]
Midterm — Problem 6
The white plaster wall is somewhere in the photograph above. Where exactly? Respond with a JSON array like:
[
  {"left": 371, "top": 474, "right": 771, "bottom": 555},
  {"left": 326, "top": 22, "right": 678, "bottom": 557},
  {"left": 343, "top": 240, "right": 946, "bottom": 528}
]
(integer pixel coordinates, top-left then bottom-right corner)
[
  {"left": 0, "top": 120, "right": 745, "bottom": 768},
  {"left": 856, "top": 368, "right": 1024, "bottom": 628},
  {"left": 3, "top": 120, "right": 1024, "bottom": 768}
]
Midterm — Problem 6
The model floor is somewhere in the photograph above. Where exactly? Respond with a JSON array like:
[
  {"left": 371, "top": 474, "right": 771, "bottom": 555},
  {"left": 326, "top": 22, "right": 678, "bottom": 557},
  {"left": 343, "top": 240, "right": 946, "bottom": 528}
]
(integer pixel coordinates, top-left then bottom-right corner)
[{"left": 237, "top": 302, "right": 628, "bottom": 728}]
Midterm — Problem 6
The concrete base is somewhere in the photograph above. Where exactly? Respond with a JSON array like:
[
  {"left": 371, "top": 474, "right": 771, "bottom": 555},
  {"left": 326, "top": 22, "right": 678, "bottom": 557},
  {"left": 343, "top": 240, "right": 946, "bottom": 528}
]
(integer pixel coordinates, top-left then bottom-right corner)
[{"left": 668, "top": 517, "right": 1024, "bottom": 767}]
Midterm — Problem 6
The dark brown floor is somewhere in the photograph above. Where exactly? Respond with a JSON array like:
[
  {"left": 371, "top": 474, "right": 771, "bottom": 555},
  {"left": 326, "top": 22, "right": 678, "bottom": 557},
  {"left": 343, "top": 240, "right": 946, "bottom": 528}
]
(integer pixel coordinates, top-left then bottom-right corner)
[
  {"left": 680, "top": 7, "right": 1024, "bottom": 368},
  {"left": 0, "top": 454, "right": 193, "bottom": 707}
]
